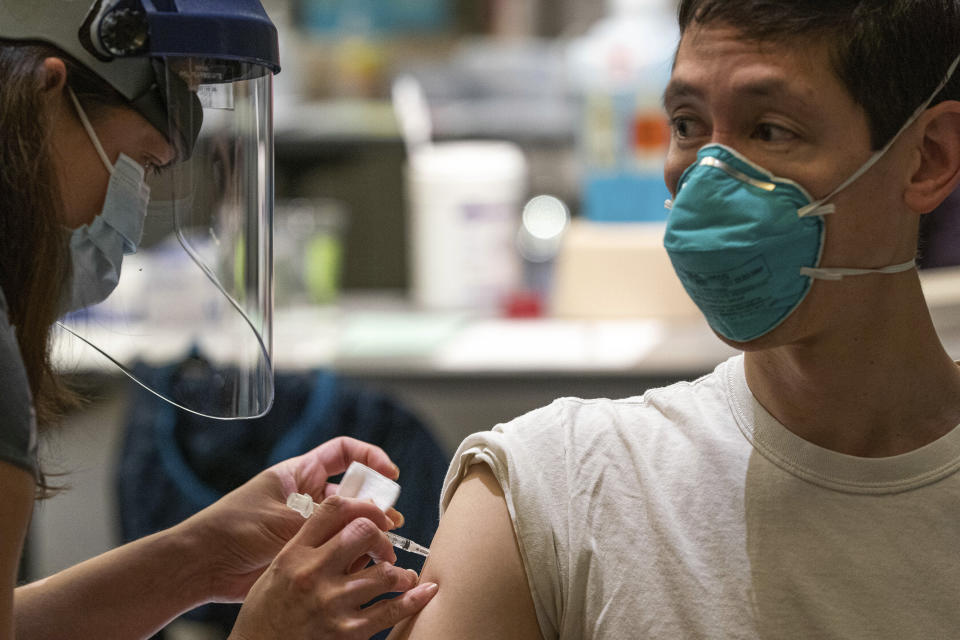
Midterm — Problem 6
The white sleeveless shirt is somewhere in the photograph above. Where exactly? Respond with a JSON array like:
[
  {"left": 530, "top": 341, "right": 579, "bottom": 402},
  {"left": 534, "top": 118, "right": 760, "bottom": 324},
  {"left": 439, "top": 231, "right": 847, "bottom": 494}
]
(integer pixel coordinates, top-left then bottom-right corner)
[{"left": 442, "top": 355, "right": 960, "bottom": 639}]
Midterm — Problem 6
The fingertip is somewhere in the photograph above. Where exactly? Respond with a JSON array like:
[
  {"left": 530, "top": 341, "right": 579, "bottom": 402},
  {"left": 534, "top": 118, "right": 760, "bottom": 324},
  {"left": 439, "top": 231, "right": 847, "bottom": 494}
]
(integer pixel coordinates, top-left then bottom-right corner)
[
  {"left": 394, "top": 567, "right": 420, "bottom": 592},
  {"left": 370, "top": 459, "right": 400, "bottom": 482},
  {"left": 368, "top": 448, "right": 399, "bottom": 480},
  {"left": 320, "top": 493, "right": 344, "bottom": 508},
  {"left": 388, "top": 508, "right": 405, "bottom": 529},
  {"left": 384, "top": 580, "right": 437, "bottom": 625},
  {"left": 385, "top": 543, "right": 399, "bottom": 566},
  {"left": 368, "top": 553, "right": 398, "bottom": 567},
  {"left": 311, "top": 494, "right": 345, "bottom": 521},
  {"left": 356, "top": 498, "right": 394, "bottom": 531},
  {"left": 411, "top": 581, "right": 439, "bottom": 603}
]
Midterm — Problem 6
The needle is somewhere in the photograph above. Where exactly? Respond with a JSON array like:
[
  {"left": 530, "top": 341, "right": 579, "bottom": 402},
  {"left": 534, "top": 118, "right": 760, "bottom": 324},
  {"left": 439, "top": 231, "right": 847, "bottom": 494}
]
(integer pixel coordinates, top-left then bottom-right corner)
[{"left": 286, "top": 492, "right": 430, "bottom": 557}]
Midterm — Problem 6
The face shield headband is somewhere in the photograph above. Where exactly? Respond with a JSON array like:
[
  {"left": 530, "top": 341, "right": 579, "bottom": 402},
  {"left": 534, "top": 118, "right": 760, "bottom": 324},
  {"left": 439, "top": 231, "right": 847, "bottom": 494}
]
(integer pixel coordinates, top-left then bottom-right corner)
[{"left": 129, "top": 60, "right": 203, "bottom": 162}]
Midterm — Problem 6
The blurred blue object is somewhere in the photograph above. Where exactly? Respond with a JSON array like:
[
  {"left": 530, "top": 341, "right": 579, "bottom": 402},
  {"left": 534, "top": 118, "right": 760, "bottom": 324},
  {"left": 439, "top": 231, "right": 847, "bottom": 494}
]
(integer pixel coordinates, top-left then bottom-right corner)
[
  {"left": 296, "top": 0, "right": 450, "bottom": 35},
  {"left": 583, "top": 170, "right": 672, "bottom": 223},
  {"left": 116, "top": 357, "right": 447, "bottom": 638}
]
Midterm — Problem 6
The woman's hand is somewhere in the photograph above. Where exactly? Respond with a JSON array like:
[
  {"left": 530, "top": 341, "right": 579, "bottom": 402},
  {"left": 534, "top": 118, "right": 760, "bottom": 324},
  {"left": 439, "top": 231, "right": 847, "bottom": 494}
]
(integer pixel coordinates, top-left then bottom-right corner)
[
  {"left": 228, "top": 495, "right": 438, "bottom": 640},
  {"left": 175, "top": 437, "right": 410, "bottom": 603}
]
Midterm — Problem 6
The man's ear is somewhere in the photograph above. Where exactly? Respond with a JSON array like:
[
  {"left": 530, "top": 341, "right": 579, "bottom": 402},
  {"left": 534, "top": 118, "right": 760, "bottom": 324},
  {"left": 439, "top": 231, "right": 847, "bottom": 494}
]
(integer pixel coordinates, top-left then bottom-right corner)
[{"left": 904, "top": 101, "right": 960, "bottom": 215}]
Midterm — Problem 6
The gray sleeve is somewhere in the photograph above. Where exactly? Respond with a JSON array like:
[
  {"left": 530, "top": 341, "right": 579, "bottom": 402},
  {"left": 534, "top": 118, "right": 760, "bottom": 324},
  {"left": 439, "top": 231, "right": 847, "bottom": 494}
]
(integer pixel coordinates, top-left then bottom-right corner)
[{"left": 0, "top": 302, "right": 38, "bottom": 477}]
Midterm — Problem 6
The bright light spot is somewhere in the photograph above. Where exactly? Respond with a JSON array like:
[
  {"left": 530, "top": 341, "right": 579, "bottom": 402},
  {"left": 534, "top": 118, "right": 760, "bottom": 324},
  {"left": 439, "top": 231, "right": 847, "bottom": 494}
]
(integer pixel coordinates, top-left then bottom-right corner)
[{"left": 522, "top": 195, "right": 570, "bottom": 241}]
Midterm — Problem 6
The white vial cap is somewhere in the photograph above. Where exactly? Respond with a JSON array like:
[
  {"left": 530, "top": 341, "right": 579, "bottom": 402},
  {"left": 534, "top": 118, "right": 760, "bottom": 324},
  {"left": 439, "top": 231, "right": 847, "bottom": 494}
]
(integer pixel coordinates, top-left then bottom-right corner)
[
  {"left": 286, "top": 492, "right": 316, "bottom": 518},
  {"left": 336, "top": 461, "right": 401, "bottom": 511}
]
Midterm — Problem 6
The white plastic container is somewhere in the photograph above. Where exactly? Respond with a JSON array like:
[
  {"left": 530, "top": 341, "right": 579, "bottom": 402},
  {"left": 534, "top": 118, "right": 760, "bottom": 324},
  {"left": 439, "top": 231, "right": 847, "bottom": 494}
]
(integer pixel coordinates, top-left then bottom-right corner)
[
  {"left": 336, "top": 461, "right": 401, "bottom": 511},
  {"left": 567, "top": 0, "right": 679, "bottom": 223},
  {"left": 406, "top": 141, "right": 528, "bottom": 312}
]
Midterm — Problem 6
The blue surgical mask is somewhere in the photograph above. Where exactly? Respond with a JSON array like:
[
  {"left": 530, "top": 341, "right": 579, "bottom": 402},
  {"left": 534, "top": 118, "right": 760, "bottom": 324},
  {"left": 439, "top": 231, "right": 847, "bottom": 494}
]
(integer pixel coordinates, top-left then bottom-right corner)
[
  {"left": 60, "top": 89, "right": 151, "bottom": 314},
  {"left": 663, "top": 54, "right": 960, "bottom": 343}
]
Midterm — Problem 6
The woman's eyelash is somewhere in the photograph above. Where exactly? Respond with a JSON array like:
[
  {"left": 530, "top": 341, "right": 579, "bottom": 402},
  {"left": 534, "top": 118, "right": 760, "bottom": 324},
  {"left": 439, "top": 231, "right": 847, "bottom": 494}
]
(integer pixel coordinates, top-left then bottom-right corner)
[{"left": 146, "top": 162, "right": 170, "bottom": 177}]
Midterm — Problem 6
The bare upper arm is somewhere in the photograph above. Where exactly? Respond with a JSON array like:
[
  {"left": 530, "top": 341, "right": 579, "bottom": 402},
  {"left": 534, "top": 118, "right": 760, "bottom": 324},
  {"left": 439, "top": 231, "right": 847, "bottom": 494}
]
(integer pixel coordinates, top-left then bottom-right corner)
[
  {"left": 1, "top": 461, "right": 35, "bottom": 638},
  {"left": 388, "top": 464, "right": 543, "bottom": 640}
]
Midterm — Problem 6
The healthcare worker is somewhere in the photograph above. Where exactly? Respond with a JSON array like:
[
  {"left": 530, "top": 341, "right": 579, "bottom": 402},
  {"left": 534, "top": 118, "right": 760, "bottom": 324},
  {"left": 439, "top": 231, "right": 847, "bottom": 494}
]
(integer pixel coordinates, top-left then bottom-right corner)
[{"left": 0, "top": 1, "right": 436, "bottom": 638}]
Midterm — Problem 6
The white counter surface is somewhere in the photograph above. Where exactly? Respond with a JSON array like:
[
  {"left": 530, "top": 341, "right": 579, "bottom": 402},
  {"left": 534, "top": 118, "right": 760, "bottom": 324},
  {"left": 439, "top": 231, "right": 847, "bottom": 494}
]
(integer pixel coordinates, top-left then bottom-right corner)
[{"left": 54, "top": 266, "right": 960, "bottom": 379}]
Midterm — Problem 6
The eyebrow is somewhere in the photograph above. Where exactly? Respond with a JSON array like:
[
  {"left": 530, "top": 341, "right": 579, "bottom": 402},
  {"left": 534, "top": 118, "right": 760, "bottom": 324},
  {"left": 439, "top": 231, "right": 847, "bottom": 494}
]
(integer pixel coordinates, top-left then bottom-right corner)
[
  {"left": 662, "top": 80, "right": 703, "bottom": 109},
  {"left": 663, "top": 77, "right": 819, "bottom": 116}
]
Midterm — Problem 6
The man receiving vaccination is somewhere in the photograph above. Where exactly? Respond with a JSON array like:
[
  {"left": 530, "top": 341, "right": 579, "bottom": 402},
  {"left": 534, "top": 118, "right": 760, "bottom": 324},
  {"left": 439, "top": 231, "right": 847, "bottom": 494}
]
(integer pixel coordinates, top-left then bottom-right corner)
[{"left": 388, "top": 1, "right": 960, "bottom": 638}]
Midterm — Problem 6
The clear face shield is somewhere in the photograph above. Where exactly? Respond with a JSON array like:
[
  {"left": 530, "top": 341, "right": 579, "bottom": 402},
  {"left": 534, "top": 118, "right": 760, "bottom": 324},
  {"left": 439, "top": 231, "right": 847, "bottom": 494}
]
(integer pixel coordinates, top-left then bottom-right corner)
[{"left": 59, "top": 58, "right": 275, "bottom": 420}]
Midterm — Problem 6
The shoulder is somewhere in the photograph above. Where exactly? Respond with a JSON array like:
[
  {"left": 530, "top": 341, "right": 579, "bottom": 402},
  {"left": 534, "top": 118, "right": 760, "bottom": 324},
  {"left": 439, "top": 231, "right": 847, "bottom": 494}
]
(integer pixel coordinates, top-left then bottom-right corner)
[
  {"left": 444, "top": 355, "right": 743, "bottom": 490},
  {"left": 0, "top": 287, "right": 38, "bottom": 476},
  {"left": 492, "top": 355, "right": 742, "bottom": 457},
  {"left": 429, "top": 357, "right": 748, "bottom": 638}
]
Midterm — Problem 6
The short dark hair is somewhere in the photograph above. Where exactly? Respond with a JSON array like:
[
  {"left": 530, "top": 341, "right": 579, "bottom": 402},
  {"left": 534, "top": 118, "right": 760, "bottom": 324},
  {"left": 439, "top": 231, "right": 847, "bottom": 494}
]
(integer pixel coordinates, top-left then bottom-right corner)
[{"left": 677, "top": 0, "right": 960, "bottom": 149}]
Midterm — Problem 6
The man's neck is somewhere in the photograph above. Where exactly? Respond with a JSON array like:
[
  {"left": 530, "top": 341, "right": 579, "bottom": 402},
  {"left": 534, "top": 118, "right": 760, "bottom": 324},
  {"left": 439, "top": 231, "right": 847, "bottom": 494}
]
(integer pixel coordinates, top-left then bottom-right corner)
[{"left": 743, "top": 278, "right": 960, "bottom": 458}]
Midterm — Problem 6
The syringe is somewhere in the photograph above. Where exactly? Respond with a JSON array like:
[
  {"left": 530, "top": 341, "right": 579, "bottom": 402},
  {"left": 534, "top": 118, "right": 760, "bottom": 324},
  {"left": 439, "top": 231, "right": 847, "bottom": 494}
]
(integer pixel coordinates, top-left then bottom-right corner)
[{"left": 286, "top": 492, "right": 430, "bottom": 557}]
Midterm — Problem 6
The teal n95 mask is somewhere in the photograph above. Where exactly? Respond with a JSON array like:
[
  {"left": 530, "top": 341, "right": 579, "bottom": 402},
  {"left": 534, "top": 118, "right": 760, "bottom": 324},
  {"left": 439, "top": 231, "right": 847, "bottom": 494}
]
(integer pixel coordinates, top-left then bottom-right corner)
[
  {"left": 60, "top": 88, "right": 150, "bottom": 314},
  {"left": 663, "top": 53, "right": 960, "bottom": 343}
]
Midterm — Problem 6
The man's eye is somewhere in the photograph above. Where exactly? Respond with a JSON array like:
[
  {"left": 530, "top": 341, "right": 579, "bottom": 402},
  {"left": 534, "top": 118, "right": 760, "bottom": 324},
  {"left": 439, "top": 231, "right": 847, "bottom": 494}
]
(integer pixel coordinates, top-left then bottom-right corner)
[
  {"left": 753, "top": 123, "right": 797, "bottom": 143},
  {"left": 671, "top": 116, "right": 706, "bottom": 140}
]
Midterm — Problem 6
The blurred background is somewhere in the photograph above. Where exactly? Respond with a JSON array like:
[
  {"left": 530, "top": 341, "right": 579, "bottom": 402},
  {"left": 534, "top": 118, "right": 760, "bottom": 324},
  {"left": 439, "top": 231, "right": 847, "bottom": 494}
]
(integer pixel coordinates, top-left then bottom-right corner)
[
  {"left": 30, "top": 1, "right": 960, "bottom": 638},
  {"left": 270, "top": 0, "right": 674, "bottom": 297}
]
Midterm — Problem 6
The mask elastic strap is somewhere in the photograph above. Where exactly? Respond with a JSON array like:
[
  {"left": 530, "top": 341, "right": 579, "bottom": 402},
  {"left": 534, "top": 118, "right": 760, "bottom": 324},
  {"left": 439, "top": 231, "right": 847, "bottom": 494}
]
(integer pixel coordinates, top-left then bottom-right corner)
[
  {"left": 800, "top": 258, "right": 916, "bottom": 281},
  {"left": 798, "top": 52, "right": 960, "bottom": 218},
  {"left": 67, "top": 88, "right": 115, "bottom": 175}
]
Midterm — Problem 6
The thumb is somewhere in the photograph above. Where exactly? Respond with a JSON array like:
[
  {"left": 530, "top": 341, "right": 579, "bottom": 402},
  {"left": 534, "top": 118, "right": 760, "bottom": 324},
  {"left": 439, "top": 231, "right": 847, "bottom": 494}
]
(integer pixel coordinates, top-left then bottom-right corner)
[{"left": 291, "top": 495, "right": 393, "bottom": 549}]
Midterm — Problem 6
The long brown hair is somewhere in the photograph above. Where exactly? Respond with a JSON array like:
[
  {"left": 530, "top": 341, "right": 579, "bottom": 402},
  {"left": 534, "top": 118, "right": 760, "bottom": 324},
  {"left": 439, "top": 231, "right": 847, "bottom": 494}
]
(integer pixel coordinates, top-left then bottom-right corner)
[{"left": 0, "top": 43, "right": 128, "bottom": 495}]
